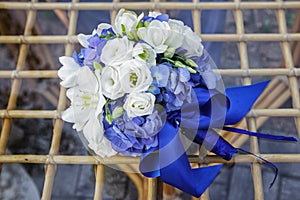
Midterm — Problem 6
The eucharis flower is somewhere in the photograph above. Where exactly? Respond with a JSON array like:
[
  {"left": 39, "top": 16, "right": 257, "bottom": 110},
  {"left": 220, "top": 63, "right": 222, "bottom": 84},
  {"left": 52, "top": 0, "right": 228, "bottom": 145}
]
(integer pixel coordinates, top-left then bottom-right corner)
[{"left": 61, "top": 66, "right": 116, "bottom": 157}]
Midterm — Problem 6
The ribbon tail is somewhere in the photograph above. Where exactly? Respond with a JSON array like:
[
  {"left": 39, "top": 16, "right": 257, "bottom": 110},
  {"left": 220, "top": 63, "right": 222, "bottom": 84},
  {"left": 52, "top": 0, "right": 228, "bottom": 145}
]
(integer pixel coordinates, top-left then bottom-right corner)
[
  {"left": 160, "top": 159, "right": 223, "bottom": 198},
  {"left": 159, "top": 121, "right": 222, "bottom": 197},
  {"left": 225, "top": 81, "right": 270, "bottom": 125},
  {"left": 223, "top": 126, "right": 298, "bottom": 142},
  {"left": 237, "top": 148, "right": 278, "bottom": 188}
]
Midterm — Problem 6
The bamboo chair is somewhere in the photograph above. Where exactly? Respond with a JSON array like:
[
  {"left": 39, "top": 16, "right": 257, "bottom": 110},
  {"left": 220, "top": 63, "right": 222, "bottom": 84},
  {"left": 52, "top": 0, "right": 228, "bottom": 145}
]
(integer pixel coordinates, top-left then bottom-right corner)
[{"left": 0, "top": 1, "right": 300, "bottom": 200}]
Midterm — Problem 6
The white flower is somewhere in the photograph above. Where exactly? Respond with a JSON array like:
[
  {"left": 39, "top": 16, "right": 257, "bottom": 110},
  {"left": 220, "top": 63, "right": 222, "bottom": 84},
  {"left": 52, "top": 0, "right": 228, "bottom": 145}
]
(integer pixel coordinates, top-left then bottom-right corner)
[
  {"left": 101, "top": 66, "right": 125, "bottom": 100},
  {"left": 137, "top": 20, "right": 171, "bottom": 53},
  {"left": 100, "top": 36, "right": 134, "bottom": 66},
  {"left": 62, "top": 66, "right": 105, "bottom": 132},
  {"left": 113, "top": 8, "right": 143, "bottom": 37},
  {"left": 148, "top": 11, "right": 162, "bottom": 18},
  {"left": 181, "top": 26, "right": 204, "bottom": 58},
  {"left": 132, "top": 42, "right": 156, "bottom": 67},
  {"left": 166, "top": 19, "right": 184, "bottom": 49},
  {"left": 77, "top": 28, "right": 98, "bottom": 48},
  {"left": 123, "top": 92, "right": 156, "bottom": 118},
  {"left": 58, "top": 56, "right": 81, "bottom": 88},
  {"left": 119, "top": 59, "right": 153, "bottom": 93},
  {"left": 96, "top": 23, "right": 112, "bottom": 36},
  {"left": 77, "top": 33, "right": 92, "bottom": 48},
  {"left": 83, "top": 114, "right": 117, "bottom": 157}
]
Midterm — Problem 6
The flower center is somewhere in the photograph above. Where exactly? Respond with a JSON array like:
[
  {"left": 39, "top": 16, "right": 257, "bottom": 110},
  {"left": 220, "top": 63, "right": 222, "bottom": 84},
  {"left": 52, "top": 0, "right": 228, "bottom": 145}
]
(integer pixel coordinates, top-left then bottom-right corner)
[
  {"left": 79, "top": 90, "right": 99, "bottom": 109},
  {"left": 130, "top": 72, "right": 138, "bottom": 86}
]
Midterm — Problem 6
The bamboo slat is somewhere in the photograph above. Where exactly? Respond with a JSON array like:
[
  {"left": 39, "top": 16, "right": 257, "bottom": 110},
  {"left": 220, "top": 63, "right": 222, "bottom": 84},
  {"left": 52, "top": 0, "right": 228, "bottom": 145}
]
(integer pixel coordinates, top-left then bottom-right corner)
[
  {"left": 2, "top": 33, "right": 300, "bottom": 43},
  {"left": 0, "top": 108, "right": 300, "bottom": 119},
  {"left": 276, "top": 0, "right": 300, "bottom": 137},
  {"left": 41, "top": 0, "right": 78, "bottom": 199},
  {"left": 1, "top": 154, "right": 300, "bottom": 165},
  {"left": 1, "top": 68, "right": 300, "bottom": 79},
  {"left": 1, "top": 1, "right": 300, "bottom": 10},
  {"left": 94, "top": 164, "right": 105, "bottom": 200},
  {"left": 0, "top": 0, "right": 37, "bottom": 172},
  {"left": 233, "top": 0, "right": 264, "bottom": 198}
]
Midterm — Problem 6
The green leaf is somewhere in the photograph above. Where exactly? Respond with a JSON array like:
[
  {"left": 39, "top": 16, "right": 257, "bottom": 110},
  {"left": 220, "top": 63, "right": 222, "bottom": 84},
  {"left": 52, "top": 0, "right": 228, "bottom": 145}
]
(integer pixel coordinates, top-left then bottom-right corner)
[{"left": 105, "top": 100, "right": 113, "bottom": 124}]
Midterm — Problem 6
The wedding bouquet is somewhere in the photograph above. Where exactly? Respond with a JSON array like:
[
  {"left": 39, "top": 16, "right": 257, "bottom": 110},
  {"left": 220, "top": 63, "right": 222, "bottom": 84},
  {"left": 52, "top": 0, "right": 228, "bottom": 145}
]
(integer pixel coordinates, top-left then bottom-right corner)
[{"left": 58, "top": 9, "right": 297, "bottom": 197}]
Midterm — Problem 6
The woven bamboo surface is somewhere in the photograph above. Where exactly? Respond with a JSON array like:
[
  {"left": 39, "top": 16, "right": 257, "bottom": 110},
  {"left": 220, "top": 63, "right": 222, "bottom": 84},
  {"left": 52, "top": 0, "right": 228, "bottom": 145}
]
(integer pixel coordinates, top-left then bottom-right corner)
[{"left": 0, "top": 0, "right": 300, "bottom": 200}]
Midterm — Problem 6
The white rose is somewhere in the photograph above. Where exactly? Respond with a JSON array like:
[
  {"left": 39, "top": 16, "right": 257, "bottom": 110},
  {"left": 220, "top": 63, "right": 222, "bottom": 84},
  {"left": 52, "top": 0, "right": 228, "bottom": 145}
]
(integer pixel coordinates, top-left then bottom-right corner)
[
  {"left": 132, "top": 42, "right": 156, "bottom": 67},
  {"left": 166, "top": 19, "right": 184, "bottom": 49},
  {"left": 113, "top": 8, "right": 143, "bottom": 37},
  {"left": 181, "top": 26, "right": 204, "bottom": 58},
  {"left": 58, "top": 56, "right": 81, "bottom": 88},
  {"left": 119, "top": 59, "right": 153, "bottom": 93},
  {"left": 101, "top": 66, "right": 125, "bottom": 100},
  {"left": 100, "top": 36, "right": 134, "bottom": 66},
  {"left": 137, "top": 20, "right": 171, "bottom": 53},
  {"left": 124, "top": 92, "right": 155, "bottom": 118}
]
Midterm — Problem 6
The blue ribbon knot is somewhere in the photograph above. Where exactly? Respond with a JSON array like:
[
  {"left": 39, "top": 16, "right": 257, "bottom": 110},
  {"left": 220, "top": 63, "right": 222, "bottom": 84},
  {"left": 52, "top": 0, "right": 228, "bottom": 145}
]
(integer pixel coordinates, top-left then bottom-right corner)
[{"left": 140, "top": 81, "right": 297, "bottom": 197}]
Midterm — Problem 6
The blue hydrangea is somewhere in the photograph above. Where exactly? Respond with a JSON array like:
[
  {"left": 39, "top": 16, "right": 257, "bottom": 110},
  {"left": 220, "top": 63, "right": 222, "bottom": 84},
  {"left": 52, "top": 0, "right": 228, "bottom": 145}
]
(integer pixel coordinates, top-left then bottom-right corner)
[
  {"left": 105, "top": 111, "right": 162, "bottom": 156},
  {"left": 142, "top": 14, "right": 169, "bottom": 23}
]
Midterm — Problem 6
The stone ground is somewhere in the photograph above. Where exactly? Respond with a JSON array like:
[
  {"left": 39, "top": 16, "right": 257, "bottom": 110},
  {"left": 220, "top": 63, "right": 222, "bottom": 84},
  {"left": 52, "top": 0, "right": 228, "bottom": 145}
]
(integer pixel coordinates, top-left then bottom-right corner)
[{"left": 0, "top": 3, "right": 300, "bottom": 200}]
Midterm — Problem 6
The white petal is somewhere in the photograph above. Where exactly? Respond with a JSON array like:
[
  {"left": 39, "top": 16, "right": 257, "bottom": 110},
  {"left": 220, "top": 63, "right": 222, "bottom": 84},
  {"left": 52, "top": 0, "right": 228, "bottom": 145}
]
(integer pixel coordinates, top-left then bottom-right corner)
[
  {"left": 62, "top": 107, "right": 76, "bottom": 123},
  {"left": 59, "top": 56, "right": 80, "bottom": 68},
  {"left": 83, "top": 115, "right": 103, "bottom": 143},
  {"left": 77, "top": 66, "right": 98, "bottom": 92},
  {"left": 60, "top": 76, "right": 78, "bottom": 88},
  {"left": 96, "top": 23, "right": 112, "bottom": 35},
  {"left": 58, "top": 56, "right": 81, "bottom": 88},
  {"left": 77, "top": 33, "right": 91, "bottom": 48},
  {"left": 66, "top": 88, "right": 75, "bottom": 101}
]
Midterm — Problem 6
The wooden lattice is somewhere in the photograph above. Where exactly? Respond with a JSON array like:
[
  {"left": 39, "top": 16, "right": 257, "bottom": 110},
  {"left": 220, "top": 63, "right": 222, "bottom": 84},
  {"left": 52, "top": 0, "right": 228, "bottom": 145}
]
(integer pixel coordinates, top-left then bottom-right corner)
[{"left": 0, "top": 1, "right": 300, "bottom": 200}]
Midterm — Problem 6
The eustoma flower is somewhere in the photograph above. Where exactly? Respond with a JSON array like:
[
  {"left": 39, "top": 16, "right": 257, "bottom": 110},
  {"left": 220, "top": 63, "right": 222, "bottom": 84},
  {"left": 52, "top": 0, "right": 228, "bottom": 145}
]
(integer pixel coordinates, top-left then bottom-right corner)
[
  {"left": 101, "top": 66, "right": 125, "bottom": 100},
  {"left": 113, "top": 8, "right": 144, "bottom": 39},
  {"left": 138, "top": 20, "right": 171, "bottom": 53},
  {"left": 123, "top": 92, "right": 156, "bottom": 118},
  {"left": 58, "top": 8, "right": 298, "bottom": 198},
  {"left": 100, "top": 36, "right": 134, "bottom": 66},
  {"left": 119, "top": 59, "right": 153, "bottom": 93}
]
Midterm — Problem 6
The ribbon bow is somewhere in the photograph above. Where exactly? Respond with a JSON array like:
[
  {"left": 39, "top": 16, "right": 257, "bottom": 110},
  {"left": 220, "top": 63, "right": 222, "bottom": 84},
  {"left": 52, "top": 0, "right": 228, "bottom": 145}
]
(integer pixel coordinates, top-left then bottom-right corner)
[{"left": 140, "top": 81, "right": 297, "bottom": 197}]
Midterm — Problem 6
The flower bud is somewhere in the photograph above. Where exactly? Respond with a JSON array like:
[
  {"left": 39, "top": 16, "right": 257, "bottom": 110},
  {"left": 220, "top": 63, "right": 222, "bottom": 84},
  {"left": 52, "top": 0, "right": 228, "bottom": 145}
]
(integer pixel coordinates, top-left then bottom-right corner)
[
  {"left": 174, "top": 60, "right": 186, "bottom": 68},
  {"left": 185, "top": 59, "right": 198, "bottom": 68}
]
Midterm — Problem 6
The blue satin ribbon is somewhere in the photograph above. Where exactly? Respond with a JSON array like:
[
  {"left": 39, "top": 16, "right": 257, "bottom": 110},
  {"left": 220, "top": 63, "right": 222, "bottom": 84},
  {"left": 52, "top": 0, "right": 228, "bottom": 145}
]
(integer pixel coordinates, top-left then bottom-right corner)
[
  {"left": 223, "top": 126, "right": 298, "bottom": 142},
  {"left": 140, "top": 81, "right": 298, "bottom": 197},
  {"left": 140, "top": 119, "right": 223, "bottom": 197}
]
